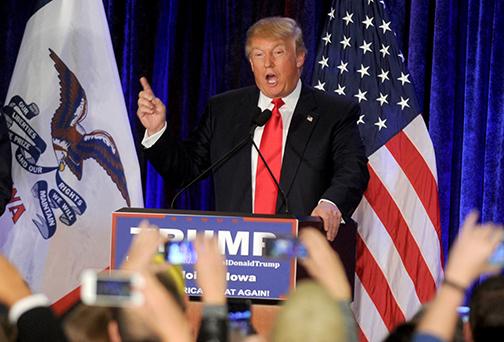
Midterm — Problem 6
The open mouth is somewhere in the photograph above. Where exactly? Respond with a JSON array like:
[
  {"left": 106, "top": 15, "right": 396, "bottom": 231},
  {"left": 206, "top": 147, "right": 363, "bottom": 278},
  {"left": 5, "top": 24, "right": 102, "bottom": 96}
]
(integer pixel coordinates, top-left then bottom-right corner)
[{"left": 266, "top": 73, "right": 278, "bottom": 85}]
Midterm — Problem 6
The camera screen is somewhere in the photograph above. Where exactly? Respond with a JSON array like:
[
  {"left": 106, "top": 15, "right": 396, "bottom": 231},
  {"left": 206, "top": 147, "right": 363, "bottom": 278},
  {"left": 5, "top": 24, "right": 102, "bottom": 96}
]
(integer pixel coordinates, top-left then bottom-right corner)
[
  {"left": 165, "top": 241, "right": 197, "bottom": 264},
  {"left": 263, "top": 238, "right": 307, "bottom": 258},
  {"left": 489, "top": 242, "right": 504, "bottom": 266},
  {"left": 229, "top": 309, "right": 251, "bottom": 321},
  {"left": 228, "top": 301, "right": 252, "bottom": 322},
  {"left": 96, "top": 279, "right": 132, "bottom": 297}
]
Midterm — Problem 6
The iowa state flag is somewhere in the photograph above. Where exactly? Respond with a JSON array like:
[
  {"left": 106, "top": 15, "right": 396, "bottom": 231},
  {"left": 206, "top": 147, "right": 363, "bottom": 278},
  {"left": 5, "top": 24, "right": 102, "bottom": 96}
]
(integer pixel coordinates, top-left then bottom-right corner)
[{"left": 0, "top": 0, "right": 143, "bottom": 306}]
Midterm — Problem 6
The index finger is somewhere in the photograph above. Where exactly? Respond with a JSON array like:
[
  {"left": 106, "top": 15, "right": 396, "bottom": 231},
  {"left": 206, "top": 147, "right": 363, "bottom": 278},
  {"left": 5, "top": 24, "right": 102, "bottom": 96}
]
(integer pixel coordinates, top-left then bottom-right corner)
[{"left": 140, "top": 77, "right": 153, "bottom": 92}]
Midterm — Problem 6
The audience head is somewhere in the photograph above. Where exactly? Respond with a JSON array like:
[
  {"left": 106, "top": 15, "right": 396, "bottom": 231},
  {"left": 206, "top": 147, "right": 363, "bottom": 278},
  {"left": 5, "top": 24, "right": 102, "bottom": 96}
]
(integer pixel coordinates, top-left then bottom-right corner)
[
  {"left": 271, "top": 280, "right": 348, "bottom": 342},
  {"left": 385, "top": 305, "right": 465, "bottom": 342},
  {"left": 468, "top": 275, "right": 504, "bottom": 342},
  {"left": 383, "top": 322, "right": 417, "bottom": 342},
  {"left": 63, "top": 305, "right": 113, "bottom": 342}
]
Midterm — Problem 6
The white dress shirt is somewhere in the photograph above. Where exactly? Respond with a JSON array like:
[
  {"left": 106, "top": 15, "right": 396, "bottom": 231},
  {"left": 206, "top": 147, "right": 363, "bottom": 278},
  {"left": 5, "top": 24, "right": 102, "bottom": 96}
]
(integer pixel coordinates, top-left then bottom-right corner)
[{"left": 250, "top": 80, "right": 301, "bottom": 211}]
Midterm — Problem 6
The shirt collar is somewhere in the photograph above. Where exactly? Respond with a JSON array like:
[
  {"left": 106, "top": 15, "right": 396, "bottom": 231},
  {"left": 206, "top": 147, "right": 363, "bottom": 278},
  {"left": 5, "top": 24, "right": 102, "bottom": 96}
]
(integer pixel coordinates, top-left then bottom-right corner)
[{"left": 258, "top": 79, "right": 302, "bottom": 112}]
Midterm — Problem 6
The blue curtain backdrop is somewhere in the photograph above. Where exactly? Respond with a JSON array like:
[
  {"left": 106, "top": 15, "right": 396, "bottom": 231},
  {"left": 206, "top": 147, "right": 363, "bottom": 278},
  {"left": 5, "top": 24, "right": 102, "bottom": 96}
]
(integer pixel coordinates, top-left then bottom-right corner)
[{"left": 1, "top": 0, "right": 503, "bottom": 256}]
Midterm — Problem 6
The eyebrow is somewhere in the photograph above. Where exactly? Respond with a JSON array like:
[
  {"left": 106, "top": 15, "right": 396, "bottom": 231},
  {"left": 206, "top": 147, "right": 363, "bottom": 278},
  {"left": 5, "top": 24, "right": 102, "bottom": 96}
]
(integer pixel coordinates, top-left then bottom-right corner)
[{"left": 251, "top": 43, "right": 287, "bottom": 52}]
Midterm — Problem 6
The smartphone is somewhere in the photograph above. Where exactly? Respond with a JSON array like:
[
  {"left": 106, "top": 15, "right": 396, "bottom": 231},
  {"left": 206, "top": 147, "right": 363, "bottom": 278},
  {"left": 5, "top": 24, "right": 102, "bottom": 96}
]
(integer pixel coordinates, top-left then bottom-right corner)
[
  {"left": 489, "top": 241, "right": 504, "bottom": 266},
  {"left": 80, "top": 269, "right": 144, "bottom": 307},
  {"left": 228, "top": 299, "right": 255, "bottom": 336},
  {"left": 164, "top": 240, "right": 197, "bottom": 264},
  {"left": 263, "top": 237, "right": 307, "bottom": 259}
]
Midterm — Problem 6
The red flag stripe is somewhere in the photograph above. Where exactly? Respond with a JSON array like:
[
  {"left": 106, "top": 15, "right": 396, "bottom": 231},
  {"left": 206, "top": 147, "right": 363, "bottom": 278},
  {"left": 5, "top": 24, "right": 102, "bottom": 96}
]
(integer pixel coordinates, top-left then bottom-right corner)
[
  {"left": 368, "top": 145, "right": 443, "bottom": 284},
  {"left": 355, "top": 233, "right": 406, "bottom": 331},
  {"left": 357, "top": 323, "right": 369, "bottom": 342},
  {"left": 386, "top": 131, "right": 442, "bottom": 241},
  {"left": 354, "top": 196, "right": 423, "bottom": 317},
  {"left": 365, "top": 165, "right": 437, "bottom": 303},
  {"left": 52, "top": 286, "right": 80, "bottom": 315},
  {"left": 353, "top": 273, "right": 392, "bottom": 341}
]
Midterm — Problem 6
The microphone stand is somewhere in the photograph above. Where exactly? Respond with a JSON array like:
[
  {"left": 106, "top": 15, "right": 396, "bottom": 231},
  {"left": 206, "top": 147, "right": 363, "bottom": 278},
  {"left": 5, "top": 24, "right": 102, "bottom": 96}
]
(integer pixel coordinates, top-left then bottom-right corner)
[
  {"left": 170, "top": 134, "right": 251, "bottom": 209},
  {"left": 170, "top": 109, "right": 272, "bottom": 209}
]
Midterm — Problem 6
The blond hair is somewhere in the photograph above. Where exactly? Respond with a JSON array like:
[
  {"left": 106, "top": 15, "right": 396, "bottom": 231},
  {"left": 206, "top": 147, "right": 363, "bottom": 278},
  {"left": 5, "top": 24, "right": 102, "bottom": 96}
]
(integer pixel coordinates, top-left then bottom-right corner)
[
  {"left": 271, "top": 281, "right": 347, "bottom": 342},
  {"left": 245, "top": 17, "right": 306, "bottom": 57}
]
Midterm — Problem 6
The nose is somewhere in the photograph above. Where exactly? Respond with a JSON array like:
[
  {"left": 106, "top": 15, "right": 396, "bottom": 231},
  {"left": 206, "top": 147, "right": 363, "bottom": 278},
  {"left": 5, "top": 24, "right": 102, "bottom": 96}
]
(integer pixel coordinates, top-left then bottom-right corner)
[{"left": 264, "top": 53, "right": 274, "bottom": 68}]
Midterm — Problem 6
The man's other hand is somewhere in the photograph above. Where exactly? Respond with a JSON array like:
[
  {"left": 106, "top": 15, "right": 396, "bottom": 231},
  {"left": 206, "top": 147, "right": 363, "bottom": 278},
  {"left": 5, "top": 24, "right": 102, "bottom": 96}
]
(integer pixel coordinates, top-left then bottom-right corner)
[{"left": 311, "top": 201, "right": 342, "bottom": 241}]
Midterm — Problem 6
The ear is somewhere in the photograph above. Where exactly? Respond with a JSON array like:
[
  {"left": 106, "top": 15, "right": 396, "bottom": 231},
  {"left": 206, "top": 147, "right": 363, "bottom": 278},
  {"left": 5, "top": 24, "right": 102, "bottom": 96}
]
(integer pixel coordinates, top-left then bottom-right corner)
[
  {"left": 296, "top": 51, "right": 306, "bottom": 68},
  {"left": 249, "top": 57, "right": 255, "bottom": 72}
]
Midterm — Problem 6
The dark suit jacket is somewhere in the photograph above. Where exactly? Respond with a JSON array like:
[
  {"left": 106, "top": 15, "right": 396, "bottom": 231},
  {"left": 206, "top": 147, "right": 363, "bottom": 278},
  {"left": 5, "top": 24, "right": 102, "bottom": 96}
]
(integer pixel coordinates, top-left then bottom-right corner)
[
  {"left": 16, "top": 306, "right": 68, "bottom": 342},
  {"left": 145, "top": 84, "right": 369, "bottom": 219},
  {"left": 0, "top": 112, "right": 12, "bottom": 215}
]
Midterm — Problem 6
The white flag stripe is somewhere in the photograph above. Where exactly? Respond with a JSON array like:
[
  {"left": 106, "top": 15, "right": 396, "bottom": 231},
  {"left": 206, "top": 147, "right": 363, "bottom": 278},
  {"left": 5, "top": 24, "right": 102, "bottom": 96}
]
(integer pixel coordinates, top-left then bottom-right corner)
[
  {"left": 369, "top": 146, "right": 443, "bottom": 283},
  {"left": 402, "top": 116, "right": 438, "bottom": 181},
  {"left": 352, "top": 275, "right": 390, "bottom": 342},
  {"left": 354, "top": 198, "right": 422, "bottom": 318}
]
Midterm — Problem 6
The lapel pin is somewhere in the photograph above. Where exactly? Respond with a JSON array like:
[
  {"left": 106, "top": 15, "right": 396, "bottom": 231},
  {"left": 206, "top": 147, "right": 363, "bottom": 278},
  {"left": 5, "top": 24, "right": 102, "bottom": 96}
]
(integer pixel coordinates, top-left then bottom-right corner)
[{"left": 306, "top": 115, "right": 313, "bottom": 122}]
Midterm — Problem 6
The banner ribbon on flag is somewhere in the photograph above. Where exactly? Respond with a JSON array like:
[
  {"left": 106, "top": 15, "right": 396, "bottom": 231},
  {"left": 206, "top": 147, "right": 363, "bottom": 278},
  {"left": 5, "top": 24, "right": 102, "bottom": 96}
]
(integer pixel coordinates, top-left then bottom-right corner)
[{"left": 2, "top": 94, "right": 88, "bottom": 239}]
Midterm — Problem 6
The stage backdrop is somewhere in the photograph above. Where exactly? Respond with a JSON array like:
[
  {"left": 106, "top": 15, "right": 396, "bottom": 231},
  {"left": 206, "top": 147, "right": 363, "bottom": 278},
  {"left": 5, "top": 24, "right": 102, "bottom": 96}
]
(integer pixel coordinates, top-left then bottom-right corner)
[{"left": 1, "top": 0, "right": 503, "bottom": 303}]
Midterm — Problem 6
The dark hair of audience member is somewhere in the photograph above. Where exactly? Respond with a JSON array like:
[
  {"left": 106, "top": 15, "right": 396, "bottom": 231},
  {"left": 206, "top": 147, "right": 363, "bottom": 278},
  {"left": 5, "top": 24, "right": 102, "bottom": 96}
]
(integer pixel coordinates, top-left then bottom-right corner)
[
  {"left": 469, "top": 275, "right": 504, "bottom": 342},
  {"left": 384, "top": 305, "right": 464, "bottom": 342},
  {"left": 63, "top": 305, "right": 113, "bottom": 342},
  {"left": 383, "top": 322, "right": 416, "bottom": 342}
]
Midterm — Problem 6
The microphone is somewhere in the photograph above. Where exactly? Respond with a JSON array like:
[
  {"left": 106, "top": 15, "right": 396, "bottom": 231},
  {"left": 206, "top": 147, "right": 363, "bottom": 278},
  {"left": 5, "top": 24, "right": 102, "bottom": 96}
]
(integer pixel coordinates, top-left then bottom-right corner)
[
  {"left": 170, "top": 107, "right": 266, "bottom": 209},
  {"left": 253, "top": 109, "right": 272, "bottom": 128}
]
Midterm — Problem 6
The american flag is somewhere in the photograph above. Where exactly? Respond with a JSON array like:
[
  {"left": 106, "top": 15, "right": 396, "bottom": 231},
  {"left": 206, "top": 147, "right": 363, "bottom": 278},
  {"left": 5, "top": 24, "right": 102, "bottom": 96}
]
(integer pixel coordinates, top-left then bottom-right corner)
[{"left": 313, "top": 1, "right": 443, "bottom": 341}]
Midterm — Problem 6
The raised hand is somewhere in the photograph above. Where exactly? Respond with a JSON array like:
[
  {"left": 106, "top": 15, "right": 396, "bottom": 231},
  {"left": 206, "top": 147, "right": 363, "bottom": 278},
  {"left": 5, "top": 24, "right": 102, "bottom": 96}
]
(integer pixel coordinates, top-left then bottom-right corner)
[
  {"left": 121, "top": 220, "right": 166, "bottom": 272},
  {"left": 299, "top": 228, "right": 351, "bottom": 301},
  {"left": 194, "top": 235, "right": 227, "bottom": 305},
  {"left": 137, "top": 77, "right": 167, "bottom": 136},
  {"left": 444, "top": 211, "right": 503, "bottom": 288},
  {"left": 0, "top": 255, "right": 32, "bottom": 307}
]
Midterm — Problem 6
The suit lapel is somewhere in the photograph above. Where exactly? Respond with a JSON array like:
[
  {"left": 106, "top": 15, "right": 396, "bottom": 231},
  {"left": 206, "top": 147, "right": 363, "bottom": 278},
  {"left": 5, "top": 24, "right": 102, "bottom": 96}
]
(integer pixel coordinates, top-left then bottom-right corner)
[{"left": 277, "top": 85, "right": 318, "bottom": 212}]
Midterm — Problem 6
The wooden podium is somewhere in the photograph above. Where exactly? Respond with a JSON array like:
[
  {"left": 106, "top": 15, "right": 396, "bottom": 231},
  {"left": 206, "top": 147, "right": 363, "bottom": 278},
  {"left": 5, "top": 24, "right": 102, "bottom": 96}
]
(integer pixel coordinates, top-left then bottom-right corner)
[{"left": 111, "top": 208, "right": 356, "bottom": 336}]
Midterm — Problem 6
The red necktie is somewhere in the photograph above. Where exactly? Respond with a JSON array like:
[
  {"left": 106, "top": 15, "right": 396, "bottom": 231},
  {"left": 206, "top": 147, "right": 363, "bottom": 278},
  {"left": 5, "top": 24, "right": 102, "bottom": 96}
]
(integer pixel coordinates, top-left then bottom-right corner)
[{"left": 254, "top": 98, "right": 284, "bottom": 214}]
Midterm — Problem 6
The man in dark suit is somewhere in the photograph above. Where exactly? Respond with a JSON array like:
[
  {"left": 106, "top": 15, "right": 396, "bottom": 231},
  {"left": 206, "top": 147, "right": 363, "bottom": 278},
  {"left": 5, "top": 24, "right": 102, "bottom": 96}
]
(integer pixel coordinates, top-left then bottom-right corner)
[
  {"left": 0, "top": 112, "right": 12, "bottom": 215},
  {"left": 137, "top": 17, "right": 369, "bottom": 241}
]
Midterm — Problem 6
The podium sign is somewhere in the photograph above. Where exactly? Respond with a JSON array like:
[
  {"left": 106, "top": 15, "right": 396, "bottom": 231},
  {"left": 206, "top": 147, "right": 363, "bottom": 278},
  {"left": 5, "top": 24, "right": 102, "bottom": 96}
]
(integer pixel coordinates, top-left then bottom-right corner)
[{"left": 111, "top": 209, "right": 298, "bottom": 300}]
